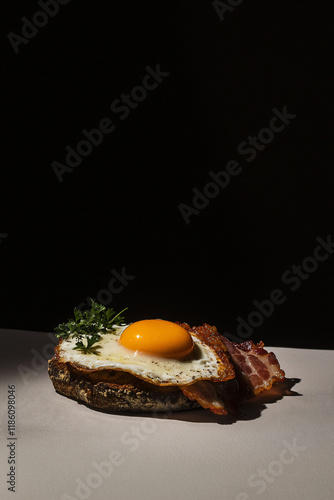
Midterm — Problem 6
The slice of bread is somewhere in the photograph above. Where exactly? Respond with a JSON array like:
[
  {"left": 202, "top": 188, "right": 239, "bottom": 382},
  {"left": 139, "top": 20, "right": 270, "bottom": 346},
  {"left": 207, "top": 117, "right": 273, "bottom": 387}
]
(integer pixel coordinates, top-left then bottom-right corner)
[{"left": 48, "top": 357, "right": 200, "bottom": 413}]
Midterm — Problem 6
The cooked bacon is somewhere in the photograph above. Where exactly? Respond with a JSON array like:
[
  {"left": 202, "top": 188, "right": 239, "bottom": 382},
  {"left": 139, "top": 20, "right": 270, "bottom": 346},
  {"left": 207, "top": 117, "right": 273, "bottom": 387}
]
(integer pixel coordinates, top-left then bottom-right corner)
[
  {"left": 180, "top": 381, "right": 228, "bottom": 415},
  {"left": 179, "top": 379, "right": 239, "bottom": 415},
  {"left": 177, "top": 323, "right": 285, "bottom": 414},
  {"left": 176, "top": 323, "right": 238, "bottom": 413},
  {"left": 221, "top": 336, "right": 285, "bottom": 396}
]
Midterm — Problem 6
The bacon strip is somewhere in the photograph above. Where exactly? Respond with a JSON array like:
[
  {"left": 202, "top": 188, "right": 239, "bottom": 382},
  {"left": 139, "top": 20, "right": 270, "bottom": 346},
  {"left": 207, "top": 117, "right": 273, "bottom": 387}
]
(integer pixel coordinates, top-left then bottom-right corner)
[
  {"left": 221, "top": 336, "right": 285, "bottom": 396},
  {"left": 180, "top": 379, "right": 239, "bottom": 415},
  {"left": 177, "top": 323, "right": 285, "bottom": 414},
  {"left": 177, "top": 323, "right": 238, "bottom": 414}
]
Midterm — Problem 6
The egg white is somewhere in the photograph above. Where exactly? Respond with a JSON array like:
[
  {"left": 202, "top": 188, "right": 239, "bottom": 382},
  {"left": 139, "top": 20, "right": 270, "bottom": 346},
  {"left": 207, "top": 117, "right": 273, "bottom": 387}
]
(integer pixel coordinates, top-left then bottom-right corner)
[{"left": 58, "top": 324, "right": 225, "bottom": 386}]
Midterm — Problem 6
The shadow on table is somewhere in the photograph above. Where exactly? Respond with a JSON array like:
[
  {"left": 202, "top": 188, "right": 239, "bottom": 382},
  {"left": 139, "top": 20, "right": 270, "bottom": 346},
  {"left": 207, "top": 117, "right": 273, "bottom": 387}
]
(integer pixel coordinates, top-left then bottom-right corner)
[{"left": 143, "top": 377, "right": 302, "bottom": 425}]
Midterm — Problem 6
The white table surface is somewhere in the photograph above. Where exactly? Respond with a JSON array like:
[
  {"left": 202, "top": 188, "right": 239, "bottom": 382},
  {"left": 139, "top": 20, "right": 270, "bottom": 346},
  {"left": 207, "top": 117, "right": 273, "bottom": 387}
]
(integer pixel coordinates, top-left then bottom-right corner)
[{"left": 0, "top": 329, "right": 333, "bottom": 500}]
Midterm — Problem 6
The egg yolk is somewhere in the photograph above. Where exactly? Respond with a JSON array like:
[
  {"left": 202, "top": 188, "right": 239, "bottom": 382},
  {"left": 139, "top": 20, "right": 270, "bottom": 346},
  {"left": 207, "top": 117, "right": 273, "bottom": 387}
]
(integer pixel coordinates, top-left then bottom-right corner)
[{"left": 119, "top": 319, "right": 194, "bottom": 359}]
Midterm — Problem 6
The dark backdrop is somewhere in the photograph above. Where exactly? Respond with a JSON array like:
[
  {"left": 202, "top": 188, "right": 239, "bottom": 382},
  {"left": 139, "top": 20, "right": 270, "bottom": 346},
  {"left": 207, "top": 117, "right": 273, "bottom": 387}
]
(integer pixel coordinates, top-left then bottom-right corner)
[{"left": 1, "top": 1, "right": 333, "bottom": 349}]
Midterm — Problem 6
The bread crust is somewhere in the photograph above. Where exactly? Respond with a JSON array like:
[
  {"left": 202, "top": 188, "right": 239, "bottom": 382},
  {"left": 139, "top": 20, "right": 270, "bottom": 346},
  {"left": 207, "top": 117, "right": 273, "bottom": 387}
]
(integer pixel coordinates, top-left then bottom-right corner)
[{"left": 48, "top": 358, "right": 200, "bottom": 413}]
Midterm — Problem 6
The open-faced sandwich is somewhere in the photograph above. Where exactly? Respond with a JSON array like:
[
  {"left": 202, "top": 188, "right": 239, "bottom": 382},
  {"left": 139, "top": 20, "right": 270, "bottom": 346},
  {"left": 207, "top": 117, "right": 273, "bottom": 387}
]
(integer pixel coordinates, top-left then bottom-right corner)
[{"left": 48, "top": 301, "right": 285, "bottom": 415}]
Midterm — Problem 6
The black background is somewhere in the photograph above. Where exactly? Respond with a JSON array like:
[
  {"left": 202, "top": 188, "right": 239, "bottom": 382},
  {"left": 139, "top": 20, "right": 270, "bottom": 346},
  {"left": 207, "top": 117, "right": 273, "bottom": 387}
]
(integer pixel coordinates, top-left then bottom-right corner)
[{"left": 1, "top": 1, "right": 333, "bottom": 349}]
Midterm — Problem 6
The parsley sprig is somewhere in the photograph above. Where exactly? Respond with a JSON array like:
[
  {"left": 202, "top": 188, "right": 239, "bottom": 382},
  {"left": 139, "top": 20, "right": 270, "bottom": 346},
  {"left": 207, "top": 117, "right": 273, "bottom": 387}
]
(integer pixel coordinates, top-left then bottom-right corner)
[{"left": 54, "top": 299, "right": 127, "bottom": 354}]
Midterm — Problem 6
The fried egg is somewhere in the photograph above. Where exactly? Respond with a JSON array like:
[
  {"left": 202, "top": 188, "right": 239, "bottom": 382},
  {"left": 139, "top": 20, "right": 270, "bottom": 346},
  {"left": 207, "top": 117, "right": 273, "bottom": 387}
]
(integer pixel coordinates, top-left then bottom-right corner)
[{"left": 58, "top": 319, "right": 227, "bottom": 386}]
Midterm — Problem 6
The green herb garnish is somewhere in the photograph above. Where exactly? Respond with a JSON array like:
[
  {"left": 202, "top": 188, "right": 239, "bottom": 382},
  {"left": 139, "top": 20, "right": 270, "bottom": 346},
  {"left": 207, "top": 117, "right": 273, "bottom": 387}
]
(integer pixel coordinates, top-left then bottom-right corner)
[{"left": 54, "top": 299, "right": 127, "bottom": 354}]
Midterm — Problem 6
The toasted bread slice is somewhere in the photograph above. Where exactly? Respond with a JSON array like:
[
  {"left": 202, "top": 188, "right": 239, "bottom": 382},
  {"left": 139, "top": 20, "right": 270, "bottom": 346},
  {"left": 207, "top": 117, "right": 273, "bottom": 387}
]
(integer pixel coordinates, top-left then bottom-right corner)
[{"left": 48, "top": 357, "right": 200, "bottom": 413}]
